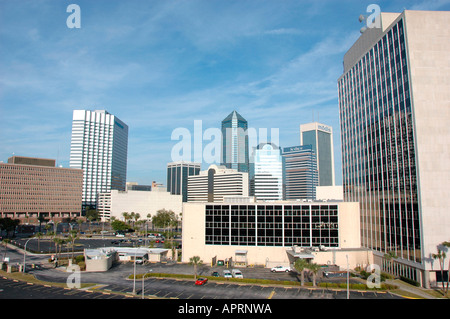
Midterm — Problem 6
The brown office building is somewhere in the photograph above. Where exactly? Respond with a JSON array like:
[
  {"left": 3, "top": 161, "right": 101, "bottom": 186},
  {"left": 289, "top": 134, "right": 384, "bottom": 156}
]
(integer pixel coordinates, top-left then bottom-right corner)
[{"left": 0, "top": 156, "right": 83, "bottom": 223}]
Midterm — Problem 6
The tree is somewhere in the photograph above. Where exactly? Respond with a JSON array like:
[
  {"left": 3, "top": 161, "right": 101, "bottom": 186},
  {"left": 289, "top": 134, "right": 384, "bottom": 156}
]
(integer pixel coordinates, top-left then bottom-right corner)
[
  {"left": 67, "top": 230, "right": 79, "bottom": 262},
  {"left": 441, "top": 241, "right": 450, "bottom": 293},
  {"left": 86, "top": 208, "right": 98, "bottom": 231},
  {"left": 308, "top": 262, "right": 322, "bottom": 287},
  {"left": 122, "top": 212, "right": 130, "bottom": 224},
  {"left": 111, "top": 220, "right": 131, "bottom": 233},
  {"left": 0, "top": 217, "right": 20, "bottom": 238},
  {"left": 37, "top": 214, "right": 47, "bottom": 233},
  {"left": 152, "top": 209, "right": 178, "bottom": 230},
  {"left": 294, "top": 258, "right": 310, "bottom": 286},
  {"left": 383, "top": 251, "right": 398, "bottom": 274},
  {"left": 432, "top": 248, "right": 447, "bottom": 293},
  {"left": 35, "top": 232, "right": 43, "bottom": 253},
  {"left": 189, "top": 256, "right": 203, "bottom": 280}
]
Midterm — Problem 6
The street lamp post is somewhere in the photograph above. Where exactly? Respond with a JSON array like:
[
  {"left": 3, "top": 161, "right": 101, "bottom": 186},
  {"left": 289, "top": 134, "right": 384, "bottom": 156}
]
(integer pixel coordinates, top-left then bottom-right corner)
[
  {"left": 132, "top": 246, "right": 137, "bottom": 295},
  {"left": 23, "top": 238, "right": 34, "bottom": 273},
  {"left": 142, "top": 269, "right": 153, "bottom": 299},
  {"left": 346, "top": 255, "right": 349, "bottom": 299}
]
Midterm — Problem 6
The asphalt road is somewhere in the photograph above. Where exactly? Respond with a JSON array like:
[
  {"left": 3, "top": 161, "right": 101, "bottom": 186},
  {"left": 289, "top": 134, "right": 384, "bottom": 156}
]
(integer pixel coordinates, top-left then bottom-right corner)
[
  {"left": 0, "top": 260, "right": 403, "bottom": 300},
  {"left": 1, "top": 241, "right": 405, "bottom": 300}
]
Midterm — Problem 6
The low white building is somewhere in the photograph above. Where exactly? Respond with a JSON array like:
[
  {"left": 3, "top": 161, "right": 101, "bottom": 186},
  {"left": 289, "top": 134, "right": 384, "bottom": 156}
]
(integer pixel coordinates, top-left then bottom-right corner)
[
  {"left": 84, "top": 247, "right": 170, "bottom": 272},
  {"left": 97, "top": 186, "right": 182, "bottom": 221},
  {"left": 182, "top": 201, "right": 373, "bottom": 270}
]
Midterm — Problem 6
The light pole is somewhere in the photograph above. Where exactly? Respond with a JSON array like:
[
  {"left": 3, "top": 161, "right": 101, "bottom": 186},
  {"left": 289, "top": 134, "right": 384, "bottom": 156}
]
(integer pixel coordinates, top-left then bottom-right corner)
[
  {"left": 23, "top": 238, "right": 34, "bottom": 273},
  {"left": 142, "top": 269, "right": 152, "bottom": 299},
  {"left": 132, "top": 247, "right": 137, "bottom": 295},
  {"left": 346, "top": 255, "right": 349, "bottom": 299}
]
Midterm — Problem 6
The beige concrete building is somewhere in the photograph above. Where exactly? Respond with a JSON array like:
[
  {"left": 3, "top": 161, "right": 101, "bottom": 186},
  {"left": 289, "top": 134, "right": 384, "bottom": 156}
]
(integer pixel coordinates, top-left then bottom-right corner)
[
  {"left": 97, "top": 186, "right": 182, "bottom": 222},
  {"left": 182, "top": 201, "right": 372, "bottom": 270},
  {"left": 187, "top": 164, "right": 249, "bottom": 202},
  {"left": 0, "top": 156, "right": 83, "bottom": 222},
  {"left": 338, "top": 10, "right": 450, "bottom": 287}
]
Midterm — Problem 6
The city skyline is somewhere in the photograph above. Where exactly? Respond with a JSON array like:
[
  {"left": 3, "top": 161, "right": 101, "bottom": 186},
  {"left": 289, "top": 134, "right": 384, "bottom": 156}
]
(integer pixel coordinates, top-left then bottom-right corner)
[{"left": 2, "top": 0, "right": 450, "bottom": 187}]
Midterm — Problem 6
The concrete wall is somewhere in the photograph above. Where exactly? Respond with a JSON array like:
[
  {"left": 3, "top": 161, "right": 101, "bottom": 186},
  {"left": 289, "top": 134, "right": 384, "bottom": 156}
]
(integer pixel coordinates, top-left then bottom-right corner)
[
  {"left": 404, "top": 10, "right": 450, "bottom": 274},
  {"left": 85, "top": 253, "right": 116, "bottom": 272},
  {"left": 182, "top": 202, "right": 365, "bottom": 270}
]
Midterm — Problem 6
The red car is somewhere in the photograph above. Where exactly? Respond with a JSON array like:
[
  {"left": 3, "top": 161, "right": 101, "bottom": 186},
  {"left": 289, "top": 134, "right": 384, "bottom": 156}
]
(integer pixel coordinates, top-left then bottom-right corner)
[{"left": 195, "top": 278, "right": 208, "bottom": 285}]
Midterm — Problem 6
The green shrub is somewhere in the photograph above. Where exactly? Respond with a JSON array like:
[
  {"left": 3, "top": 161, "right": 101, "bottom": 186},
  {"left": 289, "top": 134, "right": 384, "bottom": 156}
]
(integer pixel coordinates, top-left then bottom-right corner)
[
  {"left": 75, "top": 255, "right": 85, "bottom": 263},
  {"left": 77, "top": 261, "right": 86, "bottom": 271}
]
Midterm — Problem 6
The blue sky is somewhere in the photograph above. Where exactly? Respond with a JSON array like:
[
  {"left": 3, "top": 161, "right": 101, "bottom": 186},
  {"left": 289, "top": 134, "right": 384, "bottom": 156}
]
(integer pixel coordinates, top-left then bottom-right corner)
[{"left": 1, "top": 0, "right": 449, "bottom": 186}]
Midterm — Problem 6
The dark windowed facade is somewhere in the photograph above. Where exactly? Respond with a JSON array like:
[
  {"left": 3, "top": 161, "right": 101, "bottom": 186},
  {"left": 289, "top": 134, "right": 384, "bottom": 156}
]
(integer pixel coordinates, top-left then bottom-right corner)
[
  {"left": 205, "top": 204, "right": 339, "bottom": 247},
  {"left": 282, "top": 146, "right": 318, "bottom": 200},
  {"left": 338, "top": 18, "right": 421, "bottom": 265},
  {"left": 167, "top": 162, "right": 201, "bottom": 202}
]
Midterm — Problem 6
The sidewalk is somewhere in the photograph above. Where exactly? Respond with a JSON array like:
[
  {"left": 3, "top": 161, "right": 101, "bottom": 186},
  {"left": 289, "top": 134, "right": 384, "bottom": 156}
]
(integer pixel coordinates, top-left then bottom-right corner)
[{"left": 386, "top": 279, "right": 437, "bottom": 299}]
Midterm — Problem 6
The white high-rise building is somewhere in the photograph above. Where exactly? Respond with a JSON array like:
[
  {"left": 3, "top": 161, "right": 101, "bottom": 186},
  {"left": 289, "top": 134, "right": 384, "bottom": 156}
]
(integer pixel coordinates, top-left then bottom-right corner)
[
  {"left": 251, "top": 143, "right": 283, "bottom": 201},
  {"left": 70, "top": 110, "right": 128, "bottom": 210}
]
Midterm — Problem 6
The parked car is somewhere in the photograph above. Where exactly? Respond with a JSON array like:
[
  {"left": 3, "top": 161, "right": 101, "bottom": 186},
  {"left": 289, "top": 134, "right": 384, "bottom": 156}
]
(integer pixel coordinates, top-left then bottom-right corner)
[
  {"left": 211, "top": 271, "right": 220, "bottom": 277},
  {"left": 116, "top": 233, "right": 125, "bottom": 238},
  {"left": 223, "top": 270, "right": 232, "bottom": 278},
  {"left": 231, "top": 269, "right": 243, "bottom": 278},
  {"left": 195, "top": 278, "right": 208, "bottom": 285},
  {"left": 271, "top": 265, "right": 292, "bottom": 273}
]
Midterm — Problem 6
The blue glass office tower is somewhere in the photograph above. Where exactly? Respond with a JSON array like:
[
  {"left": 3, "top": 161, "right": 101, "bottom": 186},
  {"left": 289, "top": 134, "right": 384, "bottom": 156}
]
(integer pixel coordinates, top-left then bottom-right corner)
[
  {"left": 282, "top": 145, "right": 318, "bottom": 200},
  {"left": 221, "top": 111, "right": 249, "bottom": 173}
]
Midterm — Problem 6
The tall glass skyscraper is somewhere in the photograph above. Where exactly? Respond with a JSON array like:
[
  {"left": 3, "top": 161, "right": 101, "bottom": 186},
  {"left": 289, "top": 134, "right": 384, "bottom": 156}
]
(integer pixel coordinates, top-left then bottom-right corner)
[
  {"left": 221, "top": 110, "right": 249, "bottom": 173},
  {"left": 70, "top": 110, "right": 128, "bottom": 210},
  {"left": 251, "top": 143, "right": 283, "bottom": 201},
  {"left": 300, "top": 122, "right": 335, "bottom": 186},
  {"left": 338, "top": 10, "right": 450, "bottom": 287},
  {"left": 282, "top": 145, "right": 318, "bottom": 200}
]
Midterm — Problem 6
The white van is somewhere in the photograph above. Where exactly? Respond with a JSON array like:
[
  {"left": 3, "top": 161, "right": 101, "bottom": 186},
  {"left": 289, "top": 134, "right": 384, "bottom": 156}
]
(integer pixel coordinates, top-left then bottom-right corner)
[{"left": 231, "top": 269, "right": 243, "bottom": 278}]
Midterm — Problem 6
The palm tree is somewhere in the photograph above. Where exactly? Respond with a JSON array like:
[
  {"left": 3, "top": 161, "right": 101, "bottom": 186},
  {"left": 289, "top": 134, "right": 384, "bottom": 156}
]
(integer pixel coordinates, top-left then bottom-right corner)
[
  {"left": 122, "top": 212, "right": 130, "bottom": 224},
  {"left": 441, "top": 241, "right": 450, "bottom": 293},
  {"left": 68, "top": 229, "right": 79, "bottom": 262},
  {"left": 294, "top": 258, "right": 309, "bottom": 286},
  {"left": 35, "top": 232, "right": 43, "bottom": 253},
  {"left": 189, "top": 256, "right": 203, "bottom": 280},
  {"left": 37, "top": 214, "right": 47, "bottom": 233},
  {"left": 432, "top": 248, "right": 446, "bottom": 293},
  {"left": 383, "top": 251, "right": 398, "bottom": 274},
  {"left": 308, "top": 262, "right": 322, "bottom": 287}
]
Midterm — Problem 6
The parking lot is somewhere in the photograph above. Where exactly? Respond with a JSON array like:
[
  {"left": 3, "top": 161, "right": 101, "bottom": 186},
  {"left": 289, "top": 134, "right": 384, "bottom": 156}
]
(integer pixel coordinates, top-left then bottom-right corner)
[
  {"left": 0, "top": 276, "right": 138, "bottom": 299},
  {"left": 1, "top": 240, "right": 406, "bottom": 300}
]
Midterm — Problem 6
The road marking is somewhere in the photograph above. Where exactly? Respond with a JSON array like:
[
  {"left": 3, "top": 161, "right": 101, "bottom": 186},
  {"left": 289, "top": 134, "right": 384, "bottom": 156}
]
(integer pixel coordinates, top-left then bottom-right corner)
[{"left": 268, "top": 290, "right": 275, "bottom": 299}]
